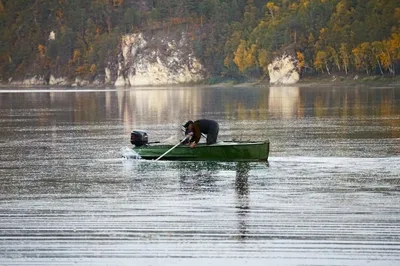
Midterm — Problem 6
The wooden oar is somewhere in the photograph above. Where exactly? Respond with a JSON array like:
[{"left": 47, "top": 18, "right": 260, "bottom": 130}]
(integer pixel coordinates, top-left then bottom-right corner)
[{"left": 155, "top": 135, "right": 190, "bottom": 161}]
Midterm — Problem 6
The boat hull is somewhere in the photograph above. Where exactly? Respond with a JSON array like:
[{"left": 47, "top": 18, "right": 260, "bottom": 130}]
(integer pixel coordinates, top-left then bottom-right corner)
[{"left": 132, "top": 140, "right": 269, "bottom": 162}]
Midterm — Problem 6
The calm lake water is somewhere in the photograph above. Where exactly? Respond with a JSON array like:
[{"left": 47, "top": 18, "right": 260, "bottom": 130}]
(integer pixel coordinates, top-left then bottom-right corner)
[{"left": 0, "top": 85, "right": 399, "bottom": 265}]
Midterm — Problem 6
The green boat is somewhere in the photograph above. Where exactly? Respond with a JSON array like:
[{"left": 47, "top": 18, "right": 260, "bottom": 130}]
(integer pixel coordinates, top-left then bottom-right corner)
[{"left": 130, "top": 130, "right": 269, "bottom": 162}]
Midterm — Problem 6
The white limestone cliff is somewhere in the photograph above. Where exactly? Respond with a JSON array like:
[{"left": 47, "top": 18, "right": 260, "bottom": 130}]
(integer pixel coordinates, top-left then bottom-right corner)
[
  {"left": 7, "top": 30, "right": 204, "bottom": 87},
  {"left": 49, "top": 75, "right": 69, "bottom": 86},
  {"left": 268, "top": 54, "right": 300, "bottom": 85},
  {"left": 110, "top": 32, "right": 204, "bottom": 86},
  {"left": 10, "top": 76, "right": 46, "bottom": 86}
]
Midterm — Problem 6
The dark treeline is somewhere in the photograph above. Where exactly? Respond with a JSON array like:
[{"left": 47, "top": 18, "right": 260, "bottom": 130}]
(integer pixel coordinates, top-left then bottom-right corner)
[{"left": 0, "top": 0, "right": 399, "bottom": 83}]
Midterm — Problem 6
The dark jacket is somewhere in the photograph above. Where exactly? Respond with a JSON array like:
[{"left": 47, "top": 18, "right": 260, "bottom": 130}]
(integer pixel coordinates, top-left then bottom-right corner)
[{"left": 189, "top": 119, "right": 219, "bottom": 145}]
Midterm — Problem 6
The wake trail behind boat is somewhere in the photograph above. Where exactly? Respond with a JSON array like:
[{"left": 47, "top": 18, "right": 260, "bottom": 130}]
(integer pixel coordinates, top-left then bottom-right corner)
[{"left": 120, "top": 146, "right": 142, "bottom": 160}]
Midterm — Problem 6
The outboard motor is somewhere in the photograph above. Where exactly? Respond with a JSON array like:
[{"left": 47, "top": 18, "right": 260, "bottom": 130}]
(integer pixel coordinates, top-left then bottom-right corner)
[{"left": 130, "top": 130, "right": 148, "bottom": 147}]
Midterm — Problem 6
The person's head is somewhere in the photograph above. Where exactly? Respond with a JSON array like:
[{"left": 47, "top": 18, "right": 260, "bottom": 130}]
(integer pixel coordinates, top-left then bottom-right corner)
[{"left": 183, "top": 120, "right": 194, "bottom": 130}]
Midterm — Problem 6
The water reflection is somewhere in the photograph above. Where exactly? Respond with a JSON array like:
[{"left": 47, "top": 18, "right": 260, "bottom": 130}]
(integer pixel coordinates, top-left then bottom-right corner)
[
  {"left": 268, "top": 86, "right": 300, "bottom": 118},
  {"left": 235, "top": 162, "right": 250, "bottom": 239},
  {"left": 174, "top": 160, "right": 255, "bottom": 240},
  {"left": 1, "top": 86, "right": 399, "bottom": 127},
  {"left": 178, "top": 161, "right": 221, "bottom": 193},
  {"left": 1, "top": 86, "right": 399, "bottom": 155},
  {"left": 176, "top": 161, "right": 254, "bottom": 240},
  {"left": 1, "top": 86, "right": 400, "bottom": 264}
]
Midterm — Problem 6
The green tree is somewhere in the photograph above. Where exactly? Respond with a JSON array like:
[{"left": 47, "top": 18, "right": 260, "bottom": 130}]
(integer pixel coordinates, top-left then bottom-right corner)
[{"left": 122, "top": 7, "right": 140, "bottom": 33}]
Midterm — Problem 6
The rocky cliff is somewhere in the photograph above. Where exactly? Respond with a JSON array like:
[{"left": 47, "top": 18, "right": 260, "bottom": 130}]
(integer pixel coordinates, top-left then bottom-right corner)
[
  {"left": 110, "top": 31, "right": 204, "bottom": 86},
  {"left": 7, "top": 30, "right": 301, "bottom": 87},
  {"left": 268, "top": 53, "right": 300, "bottom": 85},
  {"left": 9, "top": 29, "right": 205, "bottom": 87}
]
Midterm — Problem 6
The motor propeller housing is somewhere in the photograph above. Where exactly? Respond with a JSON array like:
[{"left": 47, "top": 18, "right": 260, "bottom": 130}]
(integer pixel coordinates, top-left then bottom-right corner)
[{"left": 130, "top": 130, "right": 148, "bottom": 146}]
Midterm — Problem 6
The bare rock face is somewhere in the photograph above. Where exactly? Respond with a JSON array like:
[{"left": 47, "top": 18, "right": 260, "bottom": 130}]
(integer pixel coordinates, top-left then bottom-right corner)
[
  {"left": 10, "top": 76, "right": 46, "bottom": 86},
  {"left": 49, "top": 75, "right": 69, "bottom": 86},
  {"left": 268, "top": 54, "right": 300, "bottom": 85},
  {"left": 5, "top": 29, "right": 204, "bottom": 87},
  {"left": 109, "top": 31, "right": 204, "bottom": 86}
]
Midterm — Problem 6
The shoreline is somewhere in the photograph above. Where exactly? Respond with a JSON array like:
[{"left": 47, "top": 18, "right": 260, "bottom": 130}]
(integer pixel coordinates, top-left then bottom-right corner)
[{"left": 0, "top": 74, "right": 399, "bottom": 89}]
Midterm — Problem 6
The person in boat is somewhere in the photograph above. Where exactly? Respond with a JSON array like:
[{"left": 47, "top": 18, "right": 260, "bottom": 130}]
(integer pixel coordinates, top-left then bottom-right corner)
[{"left": 183, "top": 119, "right": 219, "bottom": 148}]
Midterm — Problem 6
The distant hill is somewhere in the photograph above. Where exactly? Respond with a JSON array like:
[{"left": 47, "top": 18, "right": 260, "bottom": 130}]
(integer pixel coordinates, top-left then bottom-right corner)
[{"left": 0, "top": 0, "right": 399, "bottom": 84}]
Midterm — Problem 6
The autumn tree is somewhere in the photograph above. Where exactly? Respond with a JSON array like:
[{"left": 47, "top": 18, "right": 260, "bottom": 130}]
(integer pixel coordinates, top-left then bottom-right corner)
[
  {"left": 327, "top": 46, "right": 340, "bottom": 72},
  {"left": 352, "top": 43, "right": 374, "bottom": 75},
  {"left": 339, "top": 43, "right": 350, "bottom": 74},
  {"left": 314, "top": 50, "right": 330, "bottom": 75},
  {"left": 296, "top": 51, "right": 305, "bottom": 73},
  {"left": 2, "top": 0, "right": 400, "bottom": 82},
  {"left": 234, "top": 40, "right": 248, "bottom": 73},
  {"left": 382, "top": 33, "right": 400, "bottom": 75}
]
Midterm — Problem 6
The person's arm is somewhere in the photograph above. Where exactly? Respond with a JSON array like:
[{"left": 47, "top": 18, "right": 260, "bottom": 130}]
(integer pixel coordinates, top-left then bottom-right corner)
[
  {"left": 182, "top": 130, "right": 192, "bottom": 144},
  {"left": 192, "top": 123, "right": 201, "bottom": 143},
  {"left": 189, "top": 123, "right": 201, "bottom": 148}
]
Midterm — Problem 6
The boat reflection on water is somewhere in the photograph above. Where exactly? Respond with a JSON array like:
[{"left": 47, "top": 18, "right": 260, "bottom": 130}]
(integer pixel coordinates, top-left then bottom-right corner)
[
  {"left": 123, "top": 159, "right": 267, "bottom": 241},
  {"left": 177, "top": 161, "right": 254, "bottom": 240},
  {"left": 235, "top": 162, "right": 250, "bottom": 239},
  {"left": 177, "top": 161, "right": 221, "bottom": 193}
]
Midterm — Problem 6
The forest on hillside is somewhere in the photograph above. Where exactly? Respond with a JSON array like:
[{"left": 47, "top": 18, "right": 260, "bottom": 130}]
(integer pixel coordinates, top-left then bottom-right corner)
[{"left": 0, "top": 0, "right": 399, "bottom": 83}]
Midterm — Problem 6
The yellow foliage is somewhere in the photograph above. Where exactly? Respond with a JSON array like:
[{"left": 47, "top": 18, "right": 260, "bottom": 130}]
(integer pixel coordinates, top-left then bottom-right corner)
[
  {"left": 56, "top": 9, "right": 63, "bottom": 20},
  {"left": 380, "top": 40, "right": 391, "bottom": 69},
  {"left": 246, "top": 44, "right": 257, "bottom": 68},
  {"left": 96, "top": 26, "right": 102, "bottom": 35},
  {"left": 351, "top": 46, "right": 363, "bottom": 70},
  {"left": 389, "top": 33, "right": 400, "bottom": 60},
  {"left": 296, "top": 51, "right": 305, "bottom": 70},
  {"left": 233, "top": 40, "right": 247, "bottom": 73},
  {"left": 90, "top": 64, "right": 96, "bottom": 74},
  {"left": 319, "top": 28, "right": 327, "bottom": 37},
  {"left": 112, "top": 0, "right": 124, "bottom": 6},
  {"left": 266, "top": 2, "right": 279, "bottom": 19},
  {"left": 0, "top": 1, "right": 4, "bottom": 13},
  {"left": 360, "top": 43, "right": 373, "bottom": 66},
  {"left": 258, "top": 49, "right": 270, "bottom": 73},
  {"left": 339, "top": 43, "right": 350, "bottom": 73},
  {"left": 72, "top": 49, "right": 81, "bottom": 63},
  {"left": 314, "top": 50, "right": 327, "bottom": 72},
  {"left": 233, "top": 40, "right": 257, "bottom": 73},
  {"left": 37, "top": 44, "right": 46, "bottom": 57},
  {"left": 76, "top": 64, "right": 97, "bottom": 75},
  {"left": 289, "top": 3, "right": 298, "bottom": 10},
  {"left": 266, "top": 2, "right": 274, "bottom": 10},
  {"left": 300, "top": 0, "right": 310, "bottom": 8},
  {"left": 316, "top": 28, "right": 328, "bottom": 49},
  {"left": 76, "top": 65, "right": 89, "bottom": 74},
  {"left": 327, "top": 46, "right": 340, "bottom": 71},
  {"left": 372, "top": 41, "right": 387, "bottom": 73},
  {"left": 377, "top": 33, "right": 400, "bottom": 74},
  {"left": 395, "top": 8, "right": 400, "bottom": 21}
]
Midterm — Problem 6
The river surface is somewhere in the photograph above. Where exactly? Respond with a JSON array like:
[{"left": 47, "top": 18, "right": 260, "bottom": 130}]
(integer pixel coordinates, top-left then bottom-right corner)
[{"left": 0, "top": 85, "right": 399, "bottom": 265}]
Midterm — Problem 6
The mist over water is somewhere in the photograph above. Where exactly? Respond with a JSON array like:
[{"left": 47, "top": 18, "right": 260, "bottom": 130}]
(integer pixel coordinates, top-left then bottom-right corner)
[{"left": 0, "top": 85, "right": 399, "bottom": 265}]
